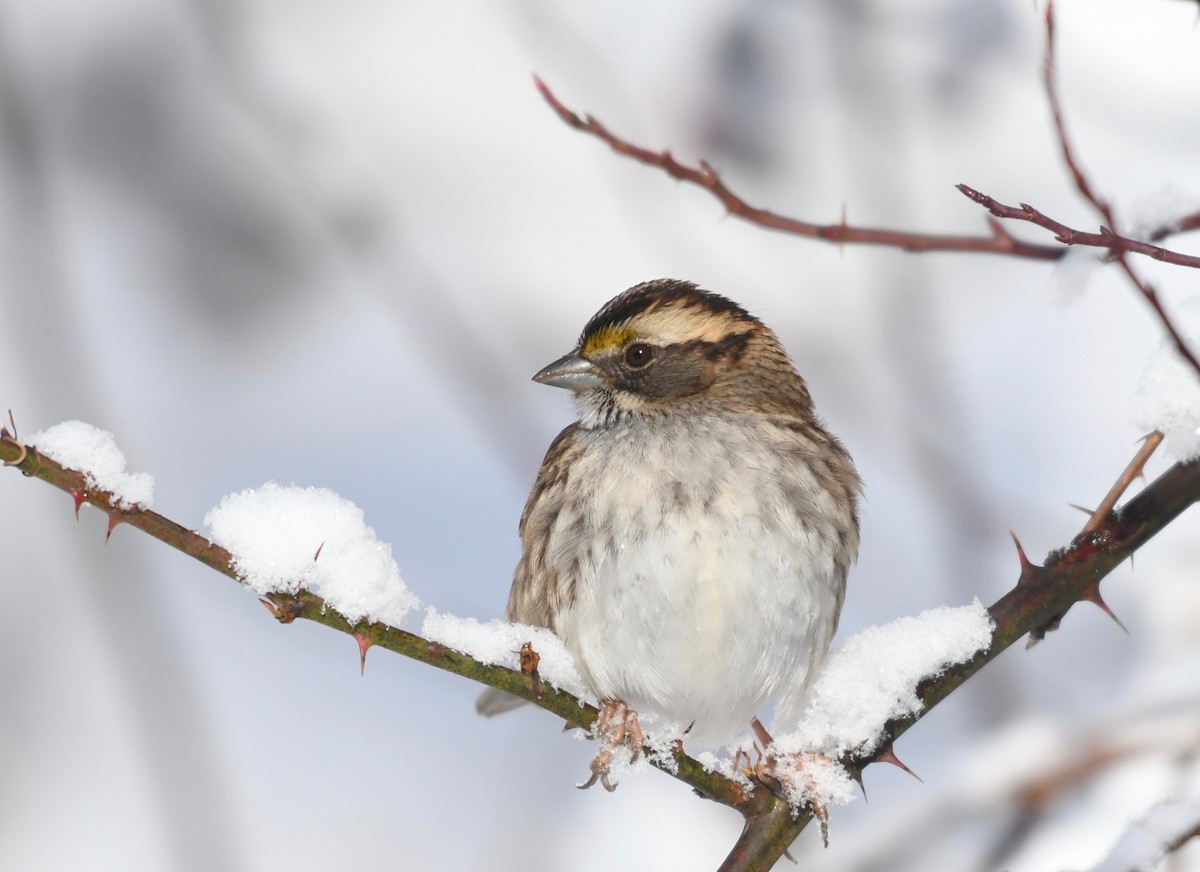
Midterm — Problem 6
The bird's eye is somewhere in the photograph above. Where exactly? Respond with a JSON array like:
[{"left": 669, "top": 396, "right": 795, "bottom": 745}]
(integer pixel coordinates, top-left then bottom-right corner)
[{"left": 624, "top": 343, "right": 655, "bottom": 368}]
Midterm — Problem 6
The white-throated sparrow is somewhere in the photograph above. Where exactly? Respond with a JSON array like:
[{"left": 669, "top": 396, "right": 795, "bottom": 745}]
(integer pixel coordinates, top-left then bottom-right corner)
[{"left": 479, "top": 279, "right": 861, "bottom": 788}]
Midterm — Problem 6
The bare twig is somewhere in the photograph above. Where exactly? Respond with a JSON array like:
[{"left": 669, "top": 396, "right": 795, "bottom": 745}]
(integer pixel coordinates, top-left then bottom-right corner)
[
  {"left": 533, "top": 76, "right": 1063, "bottom": 262},
  {"left": 955, "top": 186, "right": 1200, "bottom": 270},
  {"left": 1042, "top": 5, "right": 1110, "bottom": 225},
  {"left": 537, "top": 4, "right": 1200, "bottom": 392},
  {"left": 1082, "top": 431, "right": 1164, "bottom": 533},
  {"left": 535, "top": 75, "right": 1200, "bottom": 269},
  {"left": 1039, "top": 2, "right": 1200, "bottom": 379}
]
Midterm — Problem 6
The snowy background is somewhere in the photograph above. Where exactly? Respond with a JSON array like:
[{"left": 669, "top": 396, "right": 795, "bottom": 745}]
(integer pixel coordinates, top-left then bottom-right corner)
[{"left": 1, "top": 0, "right": 1198, "bottom": 869}]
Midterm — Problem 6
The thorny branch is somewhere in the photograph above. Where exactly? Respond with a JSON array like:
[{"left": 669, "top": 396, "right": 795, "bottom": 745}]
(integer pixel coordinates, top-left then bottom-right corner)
[
  {"left": 5, "top": 418, "right": 1200, "bottom": 872},
  {"left": 0, "top": 427, "right": 750, "bottom": 812}
]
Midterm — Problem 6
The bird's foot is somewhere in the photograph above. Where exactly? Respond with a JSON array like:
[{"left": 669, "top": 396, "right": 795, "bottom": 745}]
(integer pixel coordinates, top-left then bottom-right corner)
[
  {"left": 769, "top": 751, "right": 832, "bottom": 847},
  {"left": 577, "top": 699, "right": 643, "bottom": 792},
  {"left": 743, "top": 718, "right": 833, "bottom": 848}
]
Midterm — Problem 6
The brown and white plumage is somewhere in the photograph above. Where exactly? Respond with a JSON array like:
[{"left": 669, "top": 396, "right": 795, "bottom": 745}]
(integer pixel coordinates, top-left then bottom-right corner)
[{"left": 481, "top": 279, "right": 860, "bottom": 753}]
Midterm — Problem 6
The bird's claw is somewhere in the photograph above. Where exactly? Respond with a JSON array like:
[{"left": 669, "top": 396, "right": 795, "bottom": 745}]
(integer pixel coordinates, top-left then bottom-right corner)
[
  {"left": 744, "top": 741, "right": 833, "bottom": 848},
  {"left": 577, "top": 700, "right": 642, "bottom": 791},
  {"left": 577, "top": 753, "right": 619, "bottom": 792}
]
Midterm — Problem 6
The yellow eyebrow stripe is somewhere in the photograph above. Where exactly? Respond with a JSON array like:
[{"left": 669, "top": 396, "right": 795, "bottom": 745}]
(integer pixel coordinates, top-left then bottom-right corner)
[{"left": 583, "top": 324, "right": 637, "bottom": 356}]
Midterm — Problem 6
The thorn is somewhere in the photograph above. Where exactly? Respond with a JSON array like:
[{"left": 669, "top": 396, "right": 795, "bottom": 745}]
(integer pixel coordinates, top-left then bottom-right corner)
[
  {"left": 258, "top": 595, "right": 297, "bottom": 623},
  {"left": 314, "top": 541, "right": 325, "bottom": 561},
  {"left": 355, "top": 633, "right": 373, "bottom": 675},
  {"left": 1006, "top": 525, "right": 1036, "bottom": 577},
  {"left": 1081, "top": 586, "right": 1129, "bottom": 633},
  {"left": 1067, "top": 503, "right": 1095, "bottom": 517},
  {"left": 851, "top": 769, "right": 868, "bottom": 802},
  {"left": 71, "top": 489, "right": 86, "bottom": 520},
  {"left": 7, "top": 409, "right": 16, "bottom": 438},
  {"left": 875, "top": 744, "right": 922, "bottom": 782},
  {"left": 105, "top": 514, "right": 121, "bottom": 543}
]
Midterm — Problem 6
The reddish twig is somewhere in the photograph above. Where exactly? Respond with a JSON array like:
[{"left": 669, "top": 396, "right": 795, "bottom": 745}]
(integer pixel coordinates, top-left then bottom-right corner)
[
  {"left": 1038, "top": 2, "right": 1200, "bottom": 379},
  {"left": 533, "top": 76, "right": 1062, "bottom": 262},
  {"left": 535, "top": 75, "right": 1200, "bottom": 266},
  {"left": 955, "top": 186, "right": 1200, "bottom": 270},
  {"left": 537, "top": 21, "right": 1200, "bottom": 380},
  {"left": 1043, "top": 5, "right": 1111, "bottom": 225}
]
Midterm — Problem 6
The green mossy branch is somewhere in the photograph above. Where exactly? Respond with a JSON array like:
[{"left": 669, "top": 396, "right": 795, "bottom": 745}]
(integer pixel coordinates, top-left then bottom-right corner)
[
  {"left": 4, "top": 427, "right": 1199, "bottom": 872},
  {"left": 0, "top": 428, "right": 755, "bottom": 814}
]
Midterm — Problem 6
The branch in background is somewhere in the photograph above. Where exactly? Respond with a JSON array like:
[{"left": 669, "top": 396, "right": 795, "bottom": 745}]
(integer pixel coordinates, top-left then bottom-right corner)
[
  {"left": 1038, "top": 1, "right": 1200, "bottom": 380},
  {"left": 1042, "top": 4, "right": 1110, "bottom": 225},
  {"left": 534, "top": 76, "right": 1200, "bottom": 267},
  {"left": 533, "top": 76, "right": 1061, "bottom": 262},
  {"left": 535, "top": 8, "right": 1200, "bottom": 383},
  {"left": 849, "top": 701, "right": 1200, "bottom": 872},
  {"left": 5, "top": 422, "right": 1199, "bottom": 872},
  {"left": 954, "top": 186, "right": 1200, "bottom": 271}
]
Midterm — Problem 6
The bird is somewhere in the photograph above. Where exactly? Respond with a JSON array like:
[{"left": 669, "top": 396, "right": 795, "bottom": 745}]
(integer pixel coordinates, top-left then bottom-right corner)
[{"left": 478, "top": 278, "right": 861, "bottom": 790}]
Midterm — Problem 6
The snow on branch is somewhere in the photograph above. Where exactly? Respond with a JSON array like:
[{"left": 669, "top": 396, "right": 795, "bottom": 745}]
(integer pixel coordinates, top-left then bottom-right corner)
[
  {"left": 772, "top": 602, "right": 993, "bottom": 807},
  {"left": 206, "top": 483, "right": 418, "bottom": 627},
  {"left": 28, "top": 420, "right": 155, "bottom": 510},
  {"left": 422, "top": 609, "right": 589, "bottom": 701},
  {"left": 5, "top": 416, "right": 1200, "bottom": 872}
]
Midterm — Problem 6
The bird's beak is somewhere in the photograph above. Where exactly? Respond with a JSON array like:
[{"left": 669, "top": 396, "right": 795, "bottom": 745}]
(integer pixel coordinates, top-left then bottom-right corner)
[{"left": 533, "top": 352, "right": 606, "bottom": 392}]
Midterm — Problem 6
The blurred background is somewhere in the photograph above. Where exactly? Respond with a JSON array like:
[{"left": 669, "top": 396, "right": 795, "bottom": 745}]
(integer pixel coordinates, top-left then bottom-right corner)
[{"left": 1, "top": 0, "right": 1198, "bottom": 869}]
